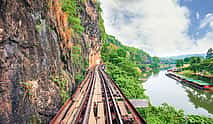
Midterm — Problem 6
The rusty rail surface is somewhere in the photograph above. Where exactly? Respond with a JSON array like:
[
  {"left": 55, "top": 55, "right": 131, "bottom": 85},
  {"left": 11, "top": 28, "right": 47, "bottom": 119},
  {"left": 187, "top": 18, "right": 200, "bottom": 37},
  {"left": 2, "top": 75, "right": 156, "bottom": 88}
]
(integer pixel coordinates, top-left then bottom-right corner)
[
  {"left": 50, "top": 65, "right": 146, "bottom": 124},
  {"left": 98, "top": 65, "right": 146, "bottom": 124}
]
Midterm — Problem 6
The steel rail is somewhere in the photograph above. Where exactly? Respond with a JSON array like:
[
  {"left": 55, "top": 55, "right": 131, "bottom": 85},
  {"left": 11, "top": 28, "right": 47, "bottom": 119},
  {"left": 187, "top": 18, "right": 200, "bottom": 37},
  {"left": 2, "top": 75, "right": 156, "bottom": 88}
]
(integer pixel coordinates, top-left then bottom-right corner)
[
  {"left": 50, "top": 64, "right": 146, "bottom": 124},
  {"left": 63, "top": 71, "right": 94, "bottom": 123},
  {"left": 70, "top": 67, "right": 97, "bottom": 124},
  {"left": 82, "top": 67, "right": 97, "bottom": 124},
  {"left": 50, "top": 72, "right": 91, "bottom": 124},
  {"left": 71, "top": 71, "right": 96, "bottom": 124},
  {"left": 98, "top": 66, "right": 124, "bottom": 124},
  {"left": 105, "top": 70, "right": 146, "bottom": 124},
  {"left": 98, "top": 66, "right": 113, "bottom": 124}
]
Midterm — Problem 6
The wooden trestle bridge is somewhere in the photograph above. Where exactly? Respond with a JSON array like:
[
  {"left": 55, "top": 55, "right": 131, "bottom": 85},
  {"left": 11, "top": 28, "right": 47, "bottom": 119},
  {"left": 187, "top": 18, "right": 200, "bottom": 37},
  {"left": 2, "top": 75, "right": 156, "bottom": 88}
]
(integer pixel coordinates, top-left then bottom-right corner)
[{"left": 50, "top": 65, "right": 146, "bottom": 124}]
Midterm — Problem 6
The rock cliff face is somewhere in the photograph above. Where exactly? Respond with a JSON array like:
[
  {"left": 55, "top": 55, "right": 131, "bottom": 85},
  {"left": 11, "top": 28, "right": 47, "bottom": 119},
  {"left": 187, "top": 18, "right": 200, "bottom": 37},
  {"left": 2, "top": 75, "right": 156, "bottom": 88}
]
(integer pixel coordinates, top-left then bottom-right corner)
[{"left": 0, "top": 0, "right": 101, "bottom": 123}]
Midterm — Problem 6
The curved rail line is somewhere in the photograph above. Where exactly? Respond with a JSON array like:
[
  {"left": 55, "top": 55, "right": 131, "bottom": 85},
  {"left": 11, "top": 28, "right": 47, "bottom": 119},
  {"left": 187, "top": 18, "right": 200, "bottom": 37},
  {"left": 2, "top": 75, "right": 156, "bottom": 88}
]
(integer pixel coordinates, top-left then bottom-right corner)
[
  {"left": 100, "top": 66, "right": 146, "bottom": 124},
  {"left": 50, "top": 65, "right": 146, "bottom": 124},
  {"left": 98, "top": 66, "right": 124, "bottom": 124}
]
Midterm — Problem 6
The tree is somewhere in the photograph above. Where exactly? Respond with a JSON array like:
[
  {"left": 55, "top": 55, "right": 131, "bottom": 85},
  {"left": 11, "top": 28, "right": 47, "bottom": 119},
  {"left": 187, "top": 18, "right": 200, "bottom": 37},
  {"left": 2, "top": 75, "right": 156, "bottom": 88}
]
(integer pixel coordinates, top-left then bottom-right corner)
[
  {"left": 206, "top": 48, "right": 213, "bottom": 59},
  {"left": 189, "top": 57, "right": 201, "bottom": 65},
  {"left": 176, "top": 59, "right": 184, "bottom": 68},
  {"left": 183, "top": 57, "right": 190, "bottom": 63}
]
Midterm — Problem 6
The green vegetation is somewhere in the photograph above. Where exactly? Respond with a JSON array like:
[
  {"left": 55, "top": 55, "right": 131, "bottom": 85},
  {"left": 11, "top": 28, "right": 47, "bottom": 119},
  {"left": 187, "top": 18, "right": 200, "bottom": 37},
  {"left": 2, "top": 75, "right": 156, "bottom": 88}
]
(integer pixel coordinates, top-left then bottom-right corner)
[
  {"left": 35, "top": 24, "right": 42, "bottom": 32},
  {"left": 176, "top": 59, "right": 184, "bottom": 68},
  {"left": 100, "top": 35, "right": 212, "bottom": 124},
  {"left": 206, "top": 48, "right": 213, "bottom": 59},
  {"left": 58, "top": 0, "right": 88, "bottom": 91},
  {"left": 97, "top": 3, "right": 213, "bottom": 123},
  {"left": 101, "top": 35, "right": 160, "bottom": 99},
  {"left": 176, "top": 56, "right": 213, "bottom": 83},
  {"left": 71, "top": 44, "right": 88, "bottom": 84},
  {"left": 150, "top": 57, "right": 160, "bottom": 69},
  {"left": 75, "top": 72, "right": 85, "bottom": 84},
  {"left": 187, "top": 58, "right": 213, "bottom": 74},
  {"left": 137, "top": 103, "right": 213, "bottom": 124},
  {"left": 52, "top": 76, "right": 70, "bottom": 103},
  {"left": 187, "top": 115, "right": 213, "bottom": 124},
  {"left": 176, "top": 50, "right": 212, "bottom": 76},
  {"left": 61, "top": 0, "right": 84, "bottom": 34},
  {"left": 97, "top": 1, "right": 107, "bottom": 42},
  {"left": 72, "top": 45, "right": 82, "bottom": 64}
]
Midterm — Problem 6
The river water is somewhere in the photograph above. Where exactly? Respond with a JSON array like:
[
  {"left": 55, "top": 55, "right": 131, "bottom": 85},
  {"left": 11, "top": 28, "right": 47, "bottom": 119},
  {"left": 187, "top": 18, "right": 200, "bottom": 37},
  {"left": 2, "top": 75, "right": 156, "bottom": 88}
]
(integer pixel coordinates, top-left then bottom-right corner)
[{"left": 143, "top": 70, "right": 213, "bottom": 117}]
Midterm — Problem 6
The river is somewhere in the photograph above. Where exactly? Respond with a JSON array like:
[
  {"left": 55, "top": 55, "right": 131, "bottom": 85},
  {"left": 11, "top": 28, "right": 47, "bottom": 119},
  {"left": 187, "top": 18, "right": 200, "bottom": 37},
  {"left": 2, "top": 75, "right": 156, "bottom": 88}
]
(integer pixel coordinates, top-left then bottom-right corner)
[{"left": 143, "top": 70, "right": 213, "bottom": 117}]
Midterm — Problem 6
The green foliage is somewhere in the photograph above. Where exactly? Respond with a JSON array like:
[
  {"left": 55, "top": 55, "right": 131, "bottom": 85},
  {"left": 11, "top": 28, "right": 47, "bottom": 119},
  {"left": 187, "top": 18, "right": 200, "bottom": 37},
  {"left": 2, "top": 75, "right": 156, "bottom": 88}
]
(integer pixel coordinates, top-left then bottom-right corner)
[
  {"left": 75, "top": 72, "right": 84, "bottom": 84},
  {"left": 178, "top": 58, "right": 213, "bottom": 82},
  {"left": 189, "top": 57, "right": 202, "bottom": 64},
  {"left": 187, "top": 57, "right": 213, "bottom": 74},
  {"left": 105, "top": 62, "right": 146, "bottom": 98},
  {"left": 71, "top": 45, "right": 87, "bottom": 84},
  {"left": 35, "top": 24, "right": 42, "bottom": 32},
  {"left": 97, "top": 1, "right": 107, "bottom": 42},
  {"left": 61, "top": 0, "right": 84, "bottom": 34},
  {"left": 183, "top": 56, "right": 203, "bottom": 64},
  {"left": 107, "top": 35, "right": 122, "bottom": 46},
  {"left": 184, "top": 57, "right": 191, "bottom": 63},
  {"left": 137, "top": 104, "right": 213, "bottom": 124},
  {"left": 150, "top": 57, "right": 160, "bottom": 69},
  {"left": 101, "top": 35, "right": 155, "bottom": 99},
  {"left": 206, "top": 48, "right": 213, "bottom": 59},
  {"left": 102, "top": 35, "right": 153, "bottom": 64},
  {"left": 198, "top": 58, "right": 213, "bottom": 74},
  {"left": 186, "top": 115, "right": 213, "bottom": 124},
  {"left": 68, "top": 17, "right": 84, "bottom": 34},
  {"left": 72, "top": 45, "right": 82, "bottom": 65},
  {"left": 52, "top": 77, "right": 70, "bottom": 103},
  {"left": 179, "top": 58, "right": 213, "bottom": 82},
  {"left": 176, "top": 59, "right": 184, "bottom": 68},
  {"left": 182, "top": 57, "right": 203, "bottom": 72}
]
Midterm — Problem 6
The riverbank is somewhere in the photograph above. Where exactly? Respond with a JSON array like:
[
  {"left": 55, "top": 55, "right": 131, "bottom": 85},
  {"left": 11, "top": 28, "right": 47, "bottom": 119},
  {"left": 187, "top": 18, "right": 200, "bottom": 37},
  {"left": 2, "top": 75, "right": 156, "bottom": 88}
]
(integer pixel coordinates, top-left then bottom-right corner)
[
  {"left": 177, "top": 70, "right": 213, "bottom": 83},
  {"left": 166, "top": 70, "right": 213, "bottom": 91},
  {"left": 137, "top": 104, "right": 213, "bottom": 124},
  {"left": 100, "top": 35, "right": 213, "bottom": 122},
  {"left": 141, "top": 70, "right": 213, "bottom": 123}
]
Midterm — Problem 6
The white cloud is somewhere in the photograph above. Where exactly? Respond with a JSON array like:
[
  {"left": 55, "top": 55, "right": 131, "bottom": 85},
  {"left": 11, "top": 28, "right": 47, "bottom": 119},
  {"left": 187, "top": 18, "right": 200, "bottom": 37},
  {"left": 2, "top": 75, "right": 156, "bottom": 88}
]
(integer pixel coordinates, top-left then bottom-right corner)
[
  {"left": 200, "top": 13, "right": 213, "bottom": 29},
  {"left": 196, "top": 12, "right": 200, "bottom": 20},
  {"left": 100, "top": 0, "right": 213, "bottom": 57}
]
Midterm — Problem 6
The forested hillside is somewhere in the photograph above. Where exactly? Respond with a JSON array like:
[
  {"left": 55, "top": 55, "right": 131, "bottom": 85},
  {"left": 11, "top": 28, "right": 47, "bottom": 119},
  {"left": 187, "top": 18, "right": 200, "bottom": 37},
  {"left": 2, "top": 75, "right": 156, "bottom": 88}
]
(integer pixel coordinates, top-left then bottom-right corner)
[
  {"left": 101, "top": 35, "right": 160, "bottom": 98},
  {"left": 100, "top": 34, "right": 213, "bottom": 124}
]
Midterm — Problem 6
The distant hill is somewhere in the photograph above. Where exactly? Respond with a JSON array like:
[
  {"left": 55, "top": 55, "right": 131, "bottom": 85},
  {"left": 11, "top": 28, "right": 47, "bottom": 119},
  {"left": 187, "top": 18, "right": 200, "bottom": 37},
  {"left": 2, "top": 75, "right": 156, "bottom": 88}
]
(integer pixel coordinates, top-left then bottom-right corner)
[
  {"left": 160, "top": 53, "right": 205, "bottom": 64},
  {"left": 162, "top": 53, "right": 205, "bottom": 59}
]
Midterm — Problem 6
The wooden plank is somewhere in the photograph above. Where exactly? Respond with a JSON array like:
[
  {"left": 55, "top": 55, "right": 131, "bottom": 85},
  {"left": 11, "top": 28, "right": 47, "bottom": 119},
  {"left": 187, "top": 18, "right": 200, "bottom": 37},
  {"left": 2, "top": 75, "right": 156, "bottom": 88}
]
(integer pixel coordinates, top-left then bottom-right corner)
[
  {"left": 118, "top": 101, "right": 128, "bottom": 117},
  {"left": 96, "top": 94, "right": 102, "bottom": 102},
  {"left": 88, "top": 102, "right": 96, "bottom": 124},
  {"left": 88, "top": 117, "right": 96, "bottom": 124},
  {"left": 97, "top": 103, "right": 105, "bottom": 124}
]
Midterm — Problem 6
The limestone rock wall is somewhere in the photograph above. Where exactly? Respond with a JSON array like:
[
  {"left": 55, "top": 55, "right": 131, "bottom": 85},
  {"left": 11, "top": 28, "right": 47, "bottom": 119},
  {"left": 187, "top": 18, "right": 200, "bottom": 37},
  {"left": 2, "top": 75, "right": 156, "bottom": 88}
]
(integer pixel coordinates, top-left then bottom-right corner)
[{"left": 0, "top": 0, "right": 101, "bottom": 123}]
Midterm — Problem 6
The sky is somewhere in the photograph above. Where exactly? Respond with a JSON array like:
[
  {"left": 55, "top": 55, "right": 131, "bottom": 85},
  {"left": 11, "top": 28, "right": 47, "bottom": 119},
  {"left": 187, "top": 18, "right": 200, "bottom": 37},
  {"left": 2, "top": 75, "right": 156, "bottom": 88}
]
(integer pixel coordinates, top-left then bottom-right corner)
[{"left": 99, "top": 0, "right": 213, "bottom": 57}]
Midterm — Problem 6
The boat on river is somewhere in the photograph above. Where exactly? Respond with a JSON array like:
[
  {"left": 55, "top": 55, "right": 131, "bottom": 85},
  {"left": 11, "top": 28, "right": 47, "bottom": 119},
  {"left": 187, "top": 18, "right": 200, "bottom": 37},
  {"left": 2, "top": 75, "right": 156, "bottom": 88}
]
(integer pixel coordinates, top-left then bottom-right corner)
[{"left": 166, "top": 70, "right": 213, "bottom": 91}]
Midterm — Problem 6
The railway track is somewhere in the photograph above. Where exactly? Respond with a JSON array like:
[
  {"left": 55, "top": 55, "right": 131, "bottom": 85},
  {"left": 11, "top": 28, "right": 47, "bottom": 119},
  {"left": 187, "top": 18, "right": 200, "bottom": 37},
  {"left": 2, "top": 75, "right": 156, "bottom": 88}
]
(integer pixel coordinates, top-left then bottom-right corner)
[{"left": 50, "top": 65, "right": 146, "bottom": 124}]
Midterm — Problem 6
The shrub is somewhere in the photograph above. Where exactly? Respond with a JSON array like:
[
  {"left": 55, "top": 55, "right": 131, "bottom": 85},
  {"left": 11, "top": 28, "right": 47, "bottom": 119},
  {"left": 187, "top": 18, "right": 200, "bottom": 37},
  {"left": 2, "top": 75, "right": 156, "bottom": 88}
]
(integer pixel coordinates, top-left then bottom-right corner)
[{"left": 137, "top": 104, "right": 213, "bottom": 124}]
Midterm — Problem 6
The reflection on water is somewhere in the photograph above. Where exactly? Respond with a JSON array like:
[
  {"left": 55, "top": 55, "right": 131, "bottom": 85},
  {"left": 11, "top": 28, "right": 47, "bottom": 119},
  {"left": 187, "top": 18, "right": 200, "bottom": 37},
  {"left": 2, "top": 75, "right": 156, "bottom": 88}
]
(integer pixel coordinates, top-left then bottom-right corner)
[
  {"left": 184, "top": 86, "right": 213, "bottom": 115},
  {"left": 152, "top": 69, "right": 160, "bottom": 75},
  {"left": 143, "top": 70, "right": 213, "bottom": 117}
]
